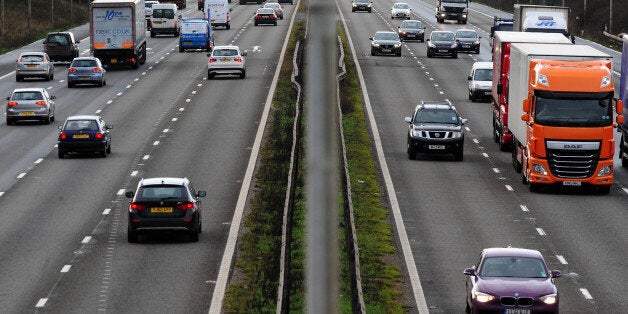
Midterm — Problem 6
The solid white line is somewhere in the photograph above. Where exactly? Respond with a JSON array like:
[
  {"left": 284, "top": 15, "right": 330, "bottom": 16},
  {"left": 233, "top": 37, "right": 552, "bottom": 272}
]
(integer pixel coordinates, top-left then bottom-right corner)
[
  {"left": 556, "top": 255, "right": 568, "bottom": 265},
  {"left": 336, "top": 2, "right": 429, "bottom": 312},
  {"left": 102, "top": 208, "right": 111, "bottom": 215},
  {"left": 81, "top": 236, "right": 92, "bottom": 244},
  {"left": 536, "top": 228, "right": 546, "bottom": 236},
  {"left": 520, "top": 204, "right": 529, "bottom": 212},
  {"left": 208, "top": 3, "right": 300, "bottom": 312},
  {"left": 580, "top": 288, "right": 593, "bottom": 300},
  {"left": 505, "top": 185, "right": 514, "bottom": 191},
  {"left": 0, "top": 70, "right": 16, "bottom": 80},
  {"left": 35, "top": 298, "right": 48, "bottom": 308},
  {"left": 61, "top": 265, "right": 72, "bottom": 273},
  {"left": 34, "top": 158, "right": 43, "bottom": 164},
  {"left": 142, "top": 155, "right": 150, "bottom": 160},
  {"left": 117, "top": 189, "right": 125, "bottom": 195},
  {"left": 492, "top": 168, "right": 500, "bottom": 173},
  {"left": 131, "top": 171, "right": 138, "bottom": 177},
  {"left": 17, "top": 173, "right": 26, "bottom": 179}
]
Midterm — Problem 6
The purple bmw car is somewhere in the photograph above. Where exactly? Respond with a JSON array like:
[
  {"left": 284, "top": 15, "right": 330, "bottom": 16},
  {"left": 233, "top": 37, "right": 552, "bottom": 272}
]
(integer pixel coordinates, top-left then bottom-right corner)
[{"left": 464, "top": 247, "right": 561, "bottom": 314}]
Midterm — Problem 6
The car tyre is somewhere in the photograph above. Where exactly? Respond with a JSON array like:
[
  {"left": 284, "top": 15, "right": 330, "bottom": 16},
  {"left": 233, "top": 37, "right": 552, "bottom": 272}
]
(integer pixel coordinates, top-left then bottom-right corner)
[
  {"left": 454, "top": 149, "right": 463, "bottom": 161},
  {"left": 128, "top": 228, "right": 139, "bottom": 243},
  {"left": 68, "top": 82, "right": 74, "bottom": 88},
  {"left": 6, "top": 119, "right": 13, "bottom": 126},
  {"left": 58, "top": 150, "right": 65, "bottom": 159},
  {"left": 189, "top": 230, "right": 199, "bottom": 242},
  {"left": 407, "top": 143, "right": 417, "bottom": 160},
  {"left": 101, "top": 147, "right": 108, "bottom": 158},
  {"left": 598, "top": 185, "right": 611, "bottom": 194},
  {"left": 274, "top": 21, "right": 277, "bottom": 26},
  {"left": 150, "top": 31, "right": 156, "bottom": 38},
  {"left": 452, "top": 52, "right": 458, "bottom": 59},
  {"left": 103, "top": 79, "right": 107, "bottom": 86},
  {"left": 427, "top": 52, "right": 432, "bottom": 58},
  {"left": 106, "top": 143, "right": 112, "bottom": 154},
  {"left": 179, "top": 45, "right": 184, "bottom": 52},
  {"left": 226, "top": 24, "right": 231, "bottom": 30},
  {"left": 43, "top": 115, "right": 51, "bottom": 125},
  {"left": 240, "top": 70, "right": 246, "bottom": 79},
  {"left": 16, "top": 75, "right": 22, "bottom": 82},
  {"left": 255, "top": 22, "right": 258, "bottom": 26},
  {"left": 396, "top": 52, "right": 401, "bottom": 57},
  {"left": 208, "top": 71, "right": 214, "bottom": 80},
  {"left": 437, "top": 18, "right": 444, "bottom": 23}
]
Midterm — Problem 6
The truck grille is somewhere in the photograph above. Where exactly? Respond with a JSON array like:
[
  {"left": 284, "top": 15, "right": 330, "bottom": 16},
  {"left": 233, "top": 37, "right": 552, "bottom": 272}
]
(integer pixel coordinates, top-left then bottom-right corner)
[
  {"left": 546, "top": 148, "right": 599, "bottom": 178},
  {"left": 443, "top": 6, "right": 464, "bottom": 13}
]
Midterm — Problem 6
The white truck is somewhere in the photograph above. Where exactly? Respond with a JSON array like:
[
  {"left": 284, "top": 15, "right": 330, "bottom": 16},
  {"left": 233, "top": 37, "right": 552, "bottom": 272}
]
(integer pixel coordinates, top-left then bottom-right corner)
[
  {"left": 90, "top": 0, "right": 148, "bottom": 69},
  {"left": 513, "top": 4, "right": 573, "bottom": 42}
]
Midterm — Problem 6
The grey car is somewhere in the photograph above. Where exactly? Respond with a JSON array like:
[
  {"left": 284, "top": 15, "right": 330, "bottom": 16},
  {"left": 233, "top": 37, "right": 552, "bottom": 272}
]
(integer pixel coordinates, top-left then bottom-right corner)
[
  {"left": 15, "top": 52, "right": 54, "bottom": 81},
  {"left": 370, "top": 31, "right": 403, "bottom": 56},
  {"left": 207, "top": 45, "right": 247, "bottom": 79},
  {"left": 263, "top": 3, "right": 284, "bottom": 19},
  {"left": 426, "top": 31, "right": 458, "bottom": 58},
  {"left": 397, "top": 20, "right": 425, "bottom": 42},
  {"left": 455, "top": 29, "right": 481, "bottom": 54},
  {"left": 6, "top": 87, "right": 56, "bottom": 125}
]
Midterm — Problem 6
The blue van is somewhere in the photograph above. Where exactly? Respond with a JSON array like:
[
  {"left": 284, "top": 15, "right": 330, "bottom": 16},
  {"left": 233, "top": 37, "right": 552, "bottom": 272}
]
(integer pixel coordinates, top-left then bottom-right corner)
[{"left": 179, "top": 19, "right": 213, "bottom": 52}]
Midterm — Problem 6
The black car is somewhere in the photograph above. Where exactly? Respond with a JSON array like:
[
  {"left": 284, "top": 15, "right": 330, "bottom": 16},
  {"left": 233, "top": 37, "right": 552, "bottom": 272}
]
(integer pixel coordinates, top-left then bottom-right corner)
[
  {"left": 43, "top": 32, "right": 80, "bottom": 62},
  {"left": 126, "top": 177, "right": 206, "bottom": 243},
  {"left": 351, "top": 0, "right": 372, "bottom": 12},
  {"left": 404, "top": 101, "right": 466, "bottom": 161},
  {"left": 426, "top": 31, "right": 458, "bottom": 58},
  {"left": 455, "top": 29, "right": 481, "bottom": 54},
  {"left": 397, "top": 20, "right": 425, "bottom": 42},
  {"left": 57, "top": 115, "right": 112, "bottom": 158},
  {"left": 370, "top": 31, "right": 402, "bottom": 57},
  {"left": 254, "top": 8, "right": 277, "bottom": 26}
]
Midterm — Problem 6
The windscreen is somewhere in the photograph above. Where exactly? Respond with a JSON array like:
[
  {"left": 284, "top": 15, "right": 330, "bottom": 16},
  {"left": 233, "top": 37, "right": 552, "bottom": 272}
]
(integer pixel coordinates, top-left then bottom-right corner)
[
  {"left": 474, "top": 69, "right": 492, "bottom": 81},
  {"left": 534, "top": 92, "right": 613, "bottom": 127},
  {"left": 414, "top": 109, "right": 458, "bottom": 124},
  {"left": 402, "top": 21, "right": 422, "bottom": 28},
  {"left": 480, "top": 257, "right": 548, "bottom": 278},
  {"left": 374, "top": 32, "right": 399, "bottom": 41},
  {"left": 431, "top": 32, "right": 454, "bottom": 41}
]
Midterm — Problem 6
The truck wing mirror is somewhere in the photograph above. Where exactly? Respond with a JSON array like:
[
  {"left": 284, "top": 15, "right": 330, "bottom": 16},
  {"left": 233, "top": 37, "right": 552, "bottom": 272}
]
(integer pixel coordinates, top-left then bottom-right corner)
[
  {"left": 522, "top": 98, "right": 530, "bottom": 113},
  {"left": 617, "top": 115, "right": 625, "bottom": 125},
  {"left": 521, "top": 113, "right": 530, "bottom": 122},
  {"left": 496, "top": 83, "right": 502, "bottom": 94},
  {"left": 616, "top": 99, "right": 623, "bottom": 115},
  {"left": 467, "top": 75, "right": 472, "bottom": 80}
]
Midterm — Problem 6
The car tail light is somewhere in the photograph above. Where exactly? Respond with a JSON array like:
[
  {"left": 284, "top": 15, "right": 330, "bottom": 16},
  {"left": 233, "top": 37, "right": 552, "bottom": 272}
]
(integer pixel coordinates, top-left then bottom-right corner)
[
  {"left": 94, "top": 132, "right": 104, "bottom": 139},
  {"left": 177, "top": 202, "right": 194, "bottom": 210},
  {"left": 92, "top": 67, "right": 101, "bottom": 72},
  {"left": 130, "top": 203, "right": 146, "bottom": 210},
  {"left": 59, "top": 132, "right": 67, "bottom": 140},
  {"left": 7, "top": 101, "right": 18, "bottom": 107},
  {"left": 227, "top": 12, "right": 230, "bottom": 20},
  {"left": 271, "top": 14, "right": 276, "bottom": 18},
  {"left": 234, "top": 57, "right": 242, "bottom": 62},
  {"left": 209, "top": 58, "right": 217, "bottom": 63},
  {"left": 17, "top": 57, "right": 23, "bottom": 62},
  {"left": 35, "top": 101, "right": 46, "bottom": 106},
  {"left": 130, "top": 57, "right": 136, "bottom": 63},
  {"left": 68, "top": 67, "right": 77, "bottom": 73},
  {"left": 255, "top": 14, "right": 261, "bottom": 19},
  {"left": 42, "top": 56, "right": 47, "bottom": 62}
]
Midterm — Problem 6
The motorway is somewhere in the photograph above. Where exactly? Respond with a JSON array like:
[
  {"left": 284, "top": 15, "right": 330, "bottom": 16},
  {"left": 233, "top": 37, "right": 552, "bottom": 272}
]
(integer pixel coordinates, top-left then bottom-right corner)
[
  {"left": 339, "top": 0, "right": 627, "bottom": 312},
  {"left": 0, "top": 0, "right": 626, "bottom": 312},
  {"left": 0, "top": 0, "right": 296, "bottom": 312}
]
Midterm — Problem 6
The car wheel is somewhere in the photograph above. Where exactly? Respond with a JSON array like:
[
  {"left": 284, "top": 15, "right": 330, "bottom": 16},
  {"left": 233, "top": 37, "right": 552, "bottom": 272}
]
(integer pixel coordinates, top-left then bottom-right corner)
[
  {"left": 368, "top": 9, "right": 371, "bottom": 13},
  {"left": 274, "top": 21, "right": 277, "bottom": 26},
  {"left": 391, "top": 15, "right": 394, "bottom": 19},
  {"left": 101, "top": 147, "right": 108, "bottom": 158},
  {"left": 179, "top": 45, "right": 184, "bottom": 52},
  {"left": 43, "top": 115, "right": 51, "bottom": 125},
  {"left": 6, "top": 119, "right": 13, "bottom": 126},
  {"left": 240, "top": 70, "right": 246, "bottom": 79},
  {"left": 255, "top": 22, "right": 258, "bottom": 26},
  {"left": 50, "top": 114, "right": 55, "bottom": 122},
  {"left": 396, "top": 52, "right": 401, "bottom": 57},
  {"left": 106, "top": 143, "right": 112, "bottom": 154},
  {"left": 470, "top": 93, "right": 476, "bottom": 102},
  {"left": 128, "top": 228, "right": 139, "bottom": 243},
  {"left": 150, "top": 31, "right": 155, "bottom": 38},
  {"left": 437, "top": 18, "right": 443, "bottom": 23},
  {"left": 58, "top": 150, "right": 65, "bottom": 159},
  {"left": 452, "top": 52, "right": 458, "bottom": 59},
  {"left": 103, "top": 79, "right": 107, "bottom": 86},
  {"left": 189, "top": 229, "right": 199, "bottom": 242},
  {"left": 16, "top": 75, "right": 22, "bottom": 82},
  {"left": 427, "top": 52, "right": 432, "bottom": 58},
  {"left": 208, "top": 71, "right": 213, "bottom": 79},
  {"left": 454, "top": 150, "right": 463, "bottom": 161},
  {"left": 407, "top": 143, "right": 417, "bottom": 160},
  {"left": 68, "top": 82, "right": 73, "bottom": 88},
  {"left": 226, "top": 23, "right": 231, "bottom": 30}
]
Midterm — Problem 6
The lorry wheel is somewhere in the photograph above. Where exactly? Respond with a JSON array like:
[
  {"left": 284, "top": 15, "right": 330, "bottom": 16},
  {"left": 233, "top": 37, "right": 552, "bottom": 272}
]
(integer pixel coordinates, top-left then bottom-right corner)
[
  {"left": 598, "top": 185, "right": 611, "bottom": 194},
  {"left": 623, "top": 153, "right": 628, "bottom": 168},
  {"left": 492, "top": 118, "right": 499, "bottom": 143},
  {"left": 528, "top": 182, "right": 540, "bottom": 193},
  {"left": 139, "top": 45, "right": 147, "bottom": 64},
  {"left": 512, "top": 144, "right": 522, "bottom": 173}
]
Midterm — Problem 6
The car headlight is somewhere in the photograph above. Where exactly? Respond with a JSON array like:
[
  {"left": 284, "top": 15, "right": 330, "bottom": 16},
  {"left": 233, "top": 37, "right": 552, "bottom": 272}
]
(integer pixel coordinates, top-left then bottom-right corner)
[
  {"left": 540, "top": 294, "right": 557, "bottom": 305},
  {"left": 411, "top": 129, "right": 425, "bottom": 138},
  {"left": 597, "top": 165, "right": 612, "bottom": 176},
  {"left": 394, "top": 43, "right": 401, "bottom": 48},
  {"left": 367, "top": 3, "right": 371, "bottom": 7},
  {"left": 427, "top": 42, "right": 436, "bottom": 48},
  {"left": 474, "top": 40, "right": 480, "bottom": 45},
  {"left": 451, "top": 131, "right": 463, "bottom": 139},
  {"left": 532, "top": 163, "right": 547, "bottom": 175},
  {"left": 352, "top": 3, "right": 357, "bottom": 6},
  {"left": 372, "top": 43, "right": 380, "bottom": 47},
  {"left": 450, "top": 43, "right": 458, "bottom": 48},
  {"left": 472, "top": 291, "right": 495, "bottom": 303}
]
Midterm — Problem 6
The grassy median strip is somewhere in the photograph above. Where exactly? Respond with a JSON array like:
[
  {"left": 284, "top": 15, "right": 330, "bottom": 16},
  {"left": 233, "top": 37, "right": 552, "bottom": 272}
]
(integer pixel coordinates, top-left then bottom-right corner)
[{"left": 337, "top": 24, "right": 405, "bottom": 312}]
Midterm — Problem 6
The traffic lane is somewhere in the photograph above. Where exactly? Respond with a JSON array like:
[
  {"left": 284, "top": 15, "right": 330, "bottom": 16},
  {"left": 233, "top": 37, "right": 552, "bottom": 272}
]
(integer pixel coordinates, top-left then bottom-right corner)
[{"left": 41, "top": 6, "right": 293, "bottom": 312}]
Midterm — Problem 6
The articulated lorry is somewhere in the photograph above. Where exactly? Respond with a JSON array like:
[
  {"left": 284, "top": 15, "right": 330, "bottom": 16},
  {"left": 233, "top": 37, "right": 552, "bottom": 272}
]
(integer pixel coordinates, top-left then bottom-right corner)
[
  {"left": 491, "top": 32, "right": 572, "bottom": 151},
  {"left": 90, "top": 0, "right": 147, "bottom": 69},
  {"left": 508, "top": 43, "right": 623, "bottom": 193},
  {"left": 618, "top": 34, "right": 628, "bottom": 167},
  {"left": 435, "top": 0, "right": 468, "bottom": 24},
  {"left": 513, "top": 4, "right": 573, "bottom": 42}
]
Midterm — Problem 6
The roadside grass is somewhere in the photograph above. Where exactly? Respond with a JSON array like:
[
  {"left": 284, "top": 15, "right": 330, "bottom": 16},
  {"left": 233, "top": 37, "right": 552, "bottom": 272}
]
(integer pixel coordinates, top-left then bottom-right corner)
[
  {"left": 222, "top": 16, "right": 305, "bottom": 312},
  {"left": 337, "top": 23, "right": 405, "bottom": 312}
]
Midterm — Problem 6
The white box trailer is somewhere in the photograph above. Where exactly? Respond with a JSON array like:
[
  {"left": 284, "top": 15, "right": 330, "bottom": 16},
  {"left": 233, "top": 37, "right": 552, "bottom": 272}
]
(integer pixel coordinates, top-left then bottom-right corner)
[
  {"left": 513, "top": 4, "right": 571, "bottom": 41},
  {"left": 91, "top": 0, "right": 147, "bottom": 69},
  {"left": 507, "top": 43, "right": 612, "bottom": 142}
]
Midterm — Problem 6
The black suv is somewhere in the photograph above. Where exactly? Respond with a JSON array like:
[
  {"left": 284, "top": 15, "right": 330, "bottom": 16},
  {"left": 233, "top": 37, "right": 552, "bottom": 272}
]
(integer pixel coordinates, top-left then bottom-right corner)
[
  {"left": 404, "top": 101, "right": 466, "bottom": 161},
  {"left": 125, "top": 177, "right": 206, "bottom": 243},
  {"left": 43, "top": 32, "right": 80, "bottom": 62}
]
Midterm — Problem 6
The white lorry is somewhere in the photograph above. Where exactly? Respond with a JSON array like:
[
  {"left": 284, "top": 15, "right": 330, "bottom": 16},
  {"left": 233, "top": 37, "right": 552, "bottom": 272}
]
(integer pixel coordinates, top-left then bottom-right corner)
[
  {"left": 90, "top": 0, "right": 147, "bottom": 69},
  {"left": 513, "top": 4, "right": 573, "bottom": 42}
]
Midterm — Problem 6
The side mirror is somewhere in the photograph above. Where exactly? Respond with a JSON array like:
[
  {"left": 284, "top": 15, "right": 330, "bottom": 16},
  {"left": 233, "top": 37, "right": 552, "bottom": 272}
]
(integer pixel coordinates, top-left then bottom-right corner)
[
  {"left": 616, "top": 99, "right": 623, "bottom": 115},
  {"left": 522, "top": 98, "right": 530, "bottom": 113},
  {"left": 125, "top": 191, "right": 135, "bottom": 198},
  {"left": 207, "top": 53, "right": 211, "bottom": 57},
  {"left": 521, "top": 113, "right": 530, "bottom": 121},
  {"left": 404, "top": 117, "right": 412, "bottom": 123},
  {"left": 105, "top": 124, "right": 113, "bottom": 130},
  {"left": 467, "top": 75, "right": 472, "bottom": 80},
  {"left": 5, "top": 96, "right": 10, "bottom": 100},
  {"left": 58, "top": 125, "right": 63, "bottom": 130},
  {"left": 497, "top": 83, "right": 502, "bottom": 94},
  {"left": 551, "top": 270, "right": 561, "bottom": 278},
  {"left": 369, "top": 37, "right": 373, "bottom": 41},
  {"left": 197, "top": 191, "right": 207, "bottom": 197},
  {"left": 461, "top": 118, "right": 467, "bottom": 125},
  {"left": 426, "top": 39, "right": 430, "bottom": 42},
  {"left": 76, "top": 39, "right": 81, "bottom": 44},
  {"left": 241, "top": 51, "right": 248, "bottom": 56},
  {"left": 463, "top": 267, "right": 476, "bottom": 276},
  {"left": 617, "top": 115, "right": 625, "bottom": 125},
  {"left": 230, "top": 7, "right": 233, "bottom": 12},
  {"left": 50, "top": 95, "right": 57, "bottom": 100}
]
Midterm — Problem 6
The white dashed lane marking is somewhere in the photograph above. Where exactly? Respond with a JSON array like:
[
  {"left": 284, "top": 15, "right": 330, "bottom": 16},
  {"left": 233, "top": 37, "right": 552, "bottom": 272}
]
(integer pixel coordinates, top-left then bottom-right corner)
[
  {"left": 520, "top": 205, "right": 529, "bottom": 212},
  {"left": 131, "top": 171, "right": 138, "bottom": 177},
  {"left": 117, "top": 189, "right": 125, "bottom": 196},
  {"left": 580, "top": 288, "right": 593, "bottom": 300},
  {"left": 153, "top": 141, "right": 160, "bottom": 146},
  {"left": 81, "top": 236, "right": 92, "bottom": 244},
  {"left": 536, "top": 228, "right": 546, "bottom": 236},
  {"left": 60, "top": 265, "right": 72, "bottom": 273},
  {"left": 556, "top": 255, "right": 568, "bottom": 265},
  {"left": 102, "top": 208, "right": 111, "bottom": 215},
  {"left": 35, "top": 298, "right": 48, "bottom": 308},
  {"left": 17, "top": 173, "right": 26, "bottom": 179},
  {"left": 492, "top": 168, "right": 500, "bottom": 173},
  {"left": 482, "top": 153, "right": 489, "bottom": 158},
  {"left": 142, "top": 155, "right": 150, "bottom": 160},
  {"left": 505, "top": 185, "right": 514, "bottom": 191}
]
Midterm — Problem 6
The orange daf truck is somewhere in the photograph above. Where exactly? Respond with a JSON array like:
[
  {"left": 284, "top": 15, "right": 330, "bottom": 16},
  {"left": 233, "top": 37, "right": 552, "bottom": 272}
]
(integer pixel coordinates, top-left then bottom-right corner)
[{"left": 508, "top": 43, "right": 624, "bottom": 193}]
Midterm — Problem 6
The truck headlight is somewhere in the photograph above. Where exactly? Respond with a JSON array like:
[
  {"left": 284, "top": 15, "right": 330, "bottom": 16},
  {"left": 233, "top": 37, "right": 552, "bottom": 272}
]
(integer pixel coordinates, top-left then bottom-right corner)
[
  {"left": 597, "top": 165, "right": 612, "bottom": 176},
  {"left": 540, "top": 294, "right": 557, "bottom": 305},
  {"left": 532, "top": 163, "right": 547, "bottom": 175}
]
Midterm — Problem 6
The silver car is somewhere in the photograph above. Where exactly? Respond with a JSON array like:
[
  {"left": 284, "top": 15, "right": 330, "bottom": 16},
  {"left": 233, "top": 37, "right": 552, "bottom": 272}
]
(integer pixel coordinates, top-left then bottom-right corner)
[
  {"left": 390, "top": 2, "right": 411, "bottom": 19},
  {"left": 207, "top": 45, "right": 247, "bottom": 79},
  {"left": 6, "top": 87, "right": 56, "bottom": 125},
  {"left": 15, "top": 52, "right": 54, "bottom": 81},
  {"left": 263, "top": 3, "right": 284, "bottom": 19}
]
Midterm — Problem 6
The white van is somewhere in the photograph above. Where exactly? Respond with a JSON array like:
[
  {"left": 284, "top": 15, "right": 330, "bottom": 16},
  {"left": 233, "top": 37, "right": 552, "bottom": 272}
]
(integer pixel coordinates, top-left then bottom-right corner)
[
  {"left": 467, "top": 61, "right": 493, "bottom": 102},
  {"left": 204, "top": 0, "right": 231, "bottom": 30},
  {"left": 150, "top": 3, "right": 182, "bottom": 37}
]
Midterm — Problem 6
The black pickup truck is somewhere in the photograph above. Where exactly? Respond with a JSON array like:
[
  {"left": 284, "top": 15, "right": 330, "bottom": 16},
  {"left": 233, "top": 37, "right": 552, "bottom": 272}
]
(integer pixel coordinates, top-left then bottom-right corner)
[{"left": 43, "top": 32, "right": 80, "bottom": 62}]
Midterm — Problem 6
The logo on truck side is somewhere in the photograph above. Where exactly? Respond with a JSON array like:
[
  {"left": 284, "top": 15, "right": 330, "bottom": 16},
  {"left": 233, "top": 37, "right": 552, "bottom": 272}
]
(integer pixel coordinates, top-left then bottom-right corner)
[
  {"left": 536, "top": 21, "right": 557, "bottom": 27},
  {"left": 105, "top": 10, "right": 123, "bottom": 21}
]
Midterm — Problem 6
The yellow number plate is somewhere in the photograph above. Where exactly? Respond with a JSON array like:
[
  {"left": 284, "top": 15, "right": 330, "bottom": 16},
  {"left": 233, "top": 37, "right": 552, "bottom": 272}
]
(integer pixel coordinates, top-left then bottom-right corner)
[
  {"left": 26, "top": 64, "right": 38, "bottom": 68},
  {"left": 19, "top": 111, "right": 35, "bottom": 116},
  {"left": 72, "top": 134, "right": 90, "bottom": 139},
  {"left": 222, "top": 58, "right": 231, "bottom": 62},
  {"left": 111, "top": 58, "right": 117, "bottom": 64},
  {"left": 151, "top": 207, "right": 173, "bottom": 213}
]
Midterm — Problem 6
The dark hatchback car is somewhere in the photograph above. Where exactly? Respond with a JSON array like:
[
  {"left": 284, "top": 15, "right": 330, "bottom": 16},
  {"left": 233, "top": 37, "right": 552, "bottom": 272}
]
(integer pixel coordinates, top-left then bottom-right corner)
[
  {"left": 125, "top": 177, "right": 206, "bottom": 243},
  {"left": 404, "top": 101, "right": 466, "bottom": 161},
  {"left": 455, "top": 29, "right": 481, "bottom": 54},
  {"left": 43, "top": 32, "right": 80, "bottom": 62},
  {"left": 351, "top": 0, "right": 372, "bottom": 12},
  {"left": 397, "top": 20, "right": 425, "bottom": 42},
  {"left": 254, "top": 8, "right": 278, "bottom": 26},
  {"left": 370, "top": 31, "right": 402, "bottom": 56},
  {"left": 464, "top": 247, "right": 561, "bottom": 314},
  {"left": 426, "top": 30, "right": 458, "bottom": 58},
  {"left": 57, "top": 115, "right": 112, "bottom": 158}
]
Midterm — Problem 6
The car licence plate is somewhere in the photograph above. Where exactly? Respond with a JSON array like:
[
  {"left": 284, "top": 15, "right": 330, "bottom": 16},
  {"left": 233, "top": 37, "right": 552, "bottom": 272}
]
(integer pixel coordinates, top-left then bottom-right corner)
[
  {"left": 462, "top": 44, "right": 470, "bottom": 48},
  {"left": 151, "top": 207, "right": 173, "bottom": 213},
  {"left": 26, "top": 64, "right": 38, "bottom": 68},
  {"left": 382, "top": 49, "right": 391, "bottom": 52},
  {"left": 407, "top": 34, "right": 415, "bottom": 37},
  {"left": 221, "top": 58, "right": 231, "bottom": 62},
  {"left": 184, "top": 41, "right": 192, "bottom": 44},
  {"left": 72, "top": 134, "right": 90, "bottom": 139},
  {"left": 484, "top": 91, "right": 491, "bottom": 95},
  {"left": 428, "top": 145, "right": 445, "bottom": 150},
  {"left": 111, "top": 58, "right": 118, "bottom": 64},
  {"left": 438, "top": 49, "right": 448, "bottom": 52},
  {"left": 19, "top": 111, "right": 35, "bottom": 116},
  {"left": 562, "top": 181, "right": 581, "bottom": 186},
  {"left": 80, "top": 76, "right": 91, "bottom": 80},
  {"left": 505, "top": 309, "right": 530, "bottom": 314},
  {"left": 153, "top": 21, "right": 162, "bottom": 24}
]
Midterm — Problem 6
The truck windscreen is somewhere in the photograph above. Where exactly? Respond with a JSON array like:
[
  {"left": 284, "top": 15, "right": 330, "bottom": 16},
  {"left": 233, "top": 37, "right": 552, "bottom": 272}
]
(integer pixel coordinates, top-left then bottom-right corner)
[{"left": 534, "top": 93, "right": 613, "bottom": 127}]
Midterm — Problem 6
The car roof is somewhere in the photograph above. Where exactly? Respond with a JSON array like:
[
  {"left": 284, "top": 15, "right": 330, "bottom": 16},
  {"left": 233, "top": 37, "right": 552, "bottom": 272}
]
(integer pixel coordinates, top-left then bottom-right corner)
[
  {"left": 140, "top": 177, "right": 189, "bottom": 186},
  {"left": 213, "top": 45, "right": 240, "bottom": 50},
  {"left": 66, "top": 115, "right": 101, "bottom": 121},
  {"left": 456, "top": 29, "right": 477, "bottom": 33},
  {"left": 431, "top": 30, "right": 454, "bottom": 34},
  {"left": 482, "top": 247, "right": 544, "bottom": 259},
  {"left": 472, "top": 61, "right": 493, "bottom": 69},
  {"left": 12, "top": 87, "right": 47, "bottom": 93},
  {"left": 20, "top": 51, "right": 46, "bottom": 56},
  {"left": 72, "top": 57, "right": 99, "bottom": 61}
]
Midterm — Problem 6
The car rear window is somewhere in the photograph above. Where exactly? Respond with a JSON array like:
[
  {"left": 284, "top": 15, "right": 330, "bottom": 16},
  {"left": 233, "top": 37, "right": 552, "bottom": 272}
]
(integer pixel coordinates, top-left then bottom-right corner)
[
  {"left": 12, "top": 92, "right": 43, "bottom": 100},
  {"left": 257, "top": 8, "right": 275, "bottom": 14},
  {"left": 21, "top": 55, "right": 45, "bottom": 62},
  {"left": 47, "top": 34, "right": 69, "bottom": 45},
  {"left": 137, "top": 186, "right": 187, "bottom": 200},
  {"left": 213, "top": 49, "right": 238, "bottom": 56},
  {"left": 72, "top": 60, "right": 98, "bottom": 67},
  {"left": 64, "top": 120, "right": 99, "bottom": 131},
  {"left": 153, "top": 9, "right": 175, "bottom": 19}
]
